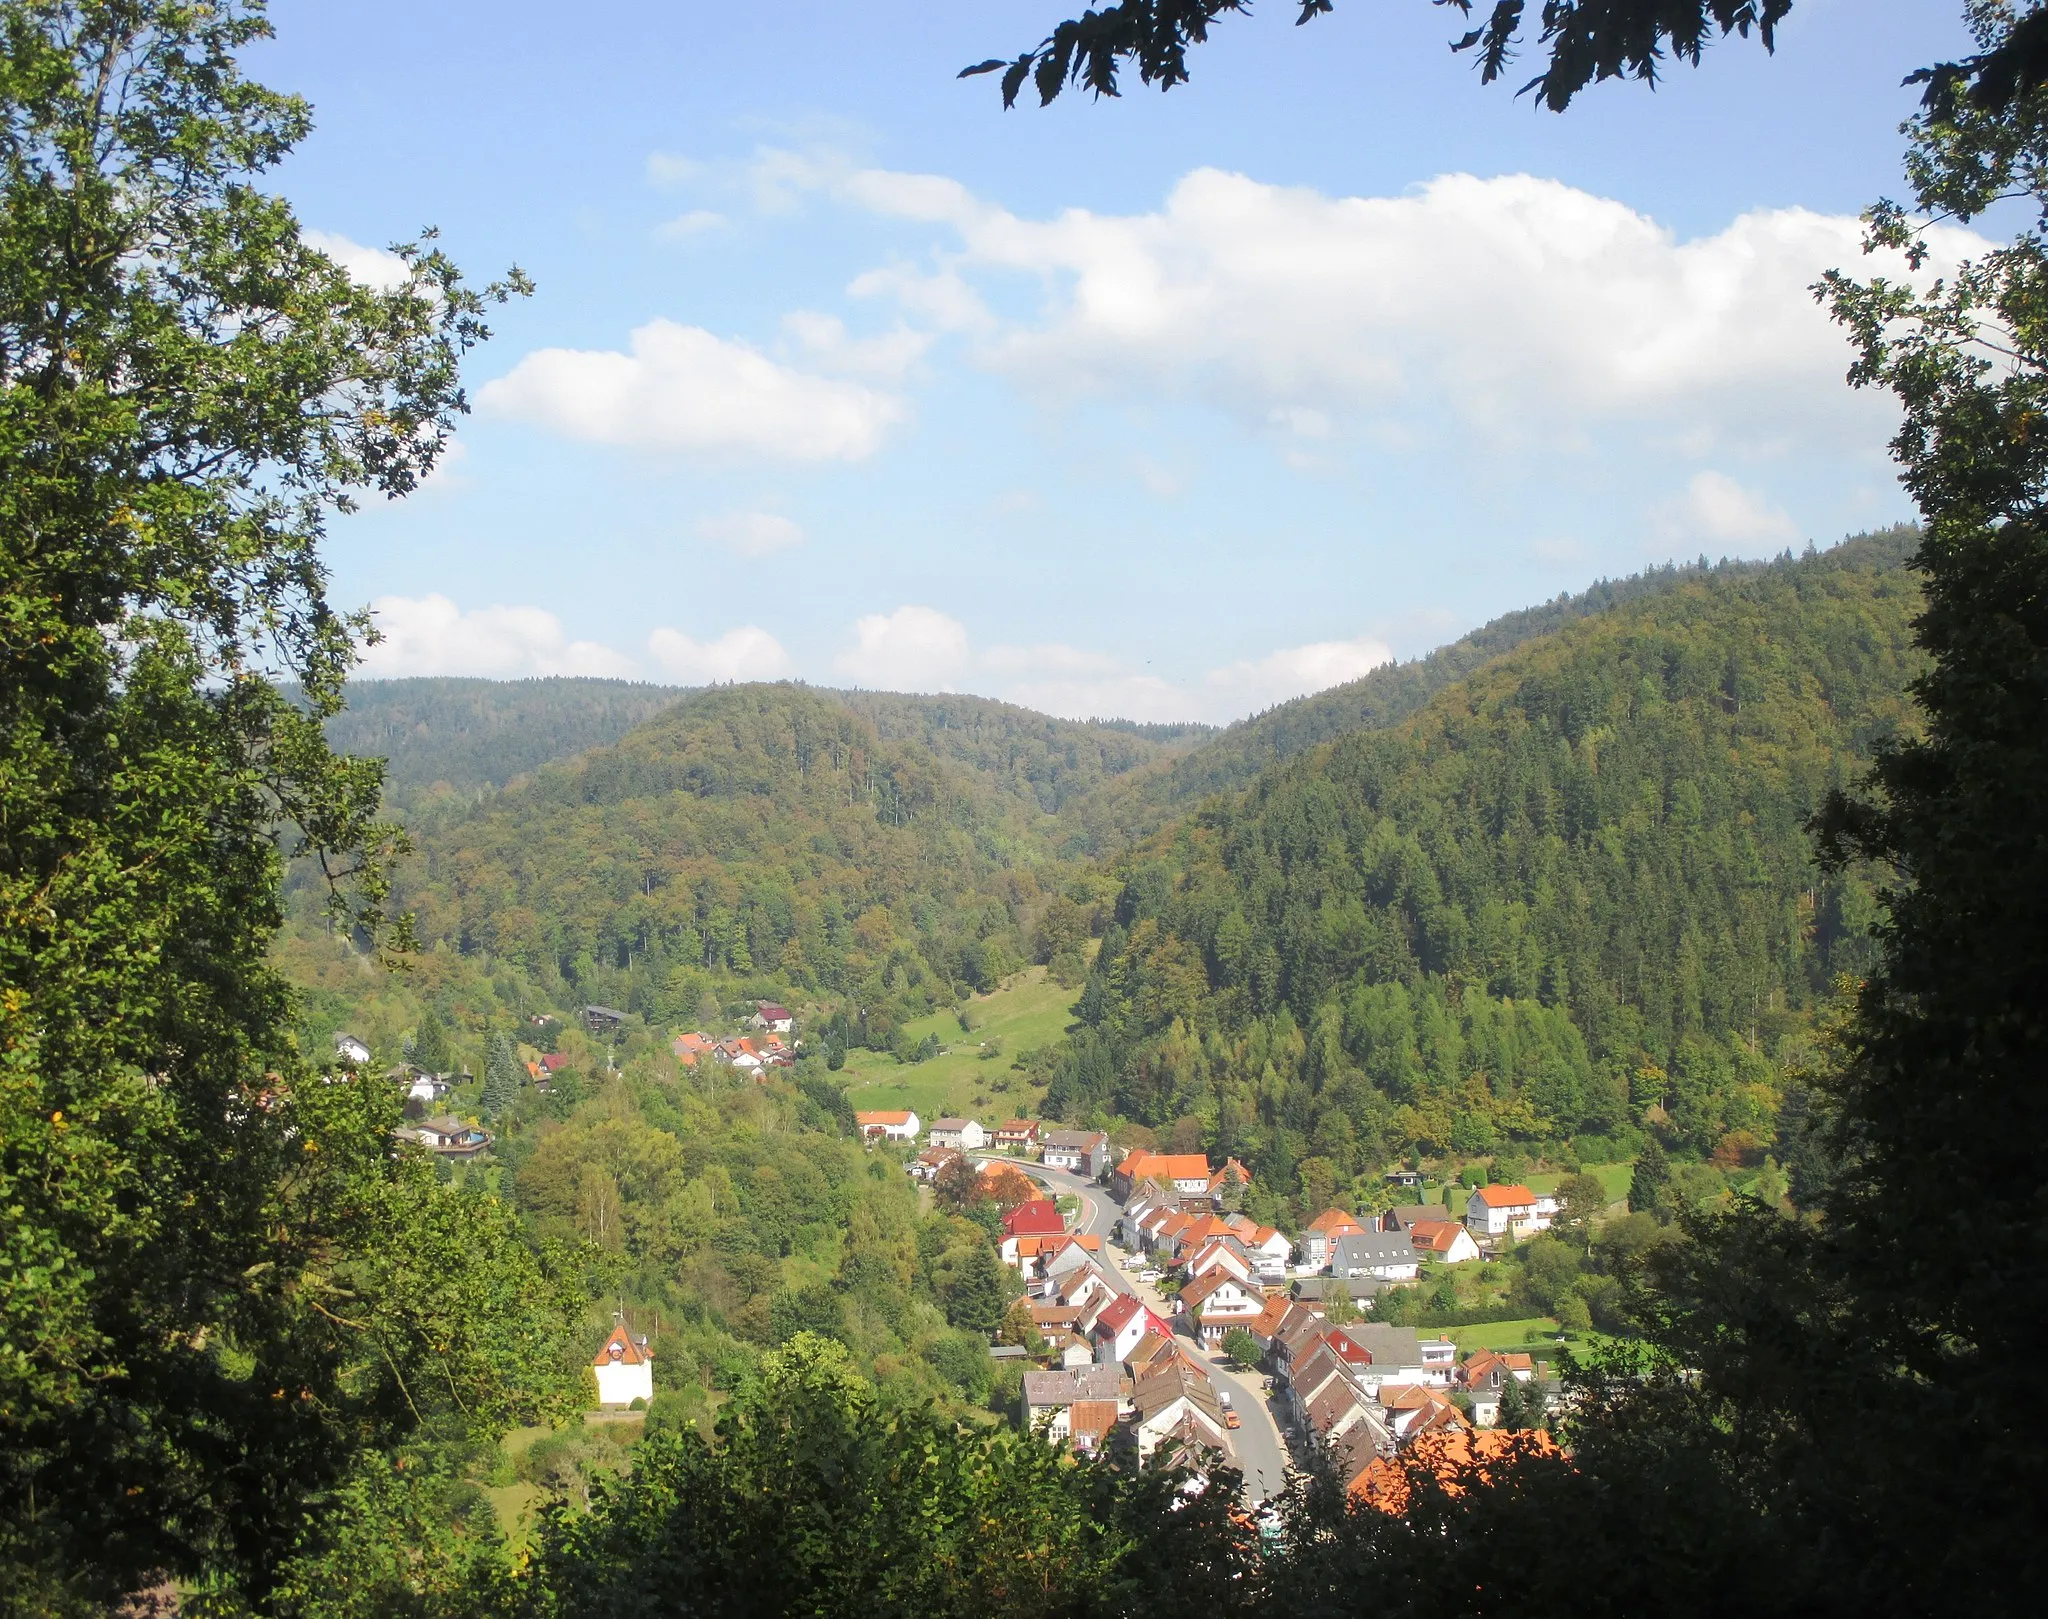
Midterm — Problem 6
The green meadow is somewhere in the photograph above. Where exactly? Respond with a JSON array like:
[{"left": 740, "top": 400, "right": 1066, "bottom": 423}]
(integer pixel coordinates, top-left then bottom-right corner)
[{"left": 835, "top": 966, "right": 1079, "bottom": 1123}]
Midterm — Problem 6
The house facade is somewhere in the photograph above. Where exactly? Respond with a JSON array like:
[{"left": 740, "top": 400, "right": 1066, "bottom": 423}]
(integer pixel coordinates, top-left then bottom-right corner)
[
  {"left": 592, "top": 1325, "right": 654, "bottom": 1407},
  {"left": 855, "top": 1109, "right": 921, "bottom": 1142},
  {"left": 1408, "top": 1219, "right": 1482, "bottom": 1265},
  {"left": 410, "top": 1116, "right": 492, "bottom": 1157},
  {"left": 750, "top": 1003, "right": 795, "bottom": 1034},
  {"left": 1329, "top": 1229, "right": 1424, "bottom": 1282},
  {"left": 928, "top": 1117, "right": 987, "bottom": 1152},
  {"left": 1300, "top": 1207, "right": 1367, "bottom": 1269},
  {"left": 1040, "top": 1128, "right": 1110, "bottom": 1176},
  {"left": 1464, "top": 1183, "right": 1558, "bottom": 1239},
  {"left": 993, "top": 1119, "right": 1040, "bottom": 1151}
]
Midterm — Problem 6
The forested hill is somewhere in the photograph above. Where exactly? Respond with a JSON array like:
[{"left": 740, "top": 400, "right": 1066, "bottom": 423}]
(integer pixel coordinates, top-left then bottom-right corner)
[
  {"left": 1041, "top": 531, "right": 1924, "bottom": 1195},
  {"left": 381, "top": 683, "right": 1193, "bottom": 1034},
  {"left": 314, "top": 676, "right": 687, "bottom": 810},
  {"left": 1061, "top": 526, "right": 1921, "bottom": 851}
]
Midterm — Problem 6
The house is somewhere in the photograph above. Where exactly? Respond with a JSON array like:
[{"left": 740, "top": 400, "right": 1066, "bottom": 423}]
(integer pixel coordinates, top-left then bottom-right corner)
[
  {"left": 1111, "top": 1150, "right": 1213, "bottom": 1200},
  {"left": 1377, "top": 1384, "right": 1470, "bottom": 1446},
  {"left": 1056, "top": 1261, "right": 1119, "bottom": 1321},
  {"left": 592, "top": 1324, "right": 654, "bottom": 1407},
  {"left": 1408, "top": 1220, "right": 1483, "bottom": 1265},
  {"left": 1417, "top": 1338, "right": 1459, "bottom": 1387},
  {"left": 1003, "top": 1199, "right": 1066, "bottom": 1240},
  {"left": 750, "top": 1002, "right": 795, "bottom": 1034},
  {"left": 1291, "top": 1275, "right": 1386, "bottom": 1311},
  {"left": 1462, "top": 1349, "right": 1538, "bottom": 1390},
  {"left": 1338, "top": 1325, "right": 1431, "bottom": 1394},
  {"left": 1184, "top": 1236, "right": 1257, "bottom": 1287},
  {"left": 1241, "top": 1292, "right": 1294, "bottom": 1352},
  {"left": 928, "top": 1117, "right": 987, "bottom": 1152},
  {"left": 1206, "top": 1158, "right": 1253, "bottom": 1200},
  {"left": 1066, "top": 1399, "right": 1118, "bottom": 1455},
  {"left": 1091, "top": 1294, "right": 1172, "bottom": 1364},
  {"left": 1021, "top": 1365, "right": 1123, "bottom": 1441},
  {"left": 1465, "top": 1386, "right": 1502, "bottom": 1427},
  {"left": 1464, "top": 1184, "right": 1558, "bottom": 1240},
  {"left": 1178, "top": 1271, "right": 1267, "bottom": 1346},
  {"left": 993, "top": 1119, "right": 1040, "bottom": 1152},
  {"left": 1227, "top": 1216, "right": 1294, "bottom": 1280},
  {"left": 855, "top": 1109, "right": 920, "bottom": 1142},
  {"left": 670, "top": 1031, "right": 716, "bottom": 1066},
  {"left": 582, "top": 1005, "right": 627, "bottom": 1037},
  {"left": 333, "top": 1032, "right": 372, "bottom": 1067},
  {"left": 1379, "top": 1203, "right": 1448, "bottom": 1232},
  {"left": 910, "top": 1146, "right": 962, "bottom": 1181},
  {"left": 1304, "top": 1383, "right": 1392, "bottom": 1484},
  {"left": 1329, "top": 1229, "right": 1424, "bottom": 1283},
  {"left": 405, "top": 1072, "right": 449, "bottom": 1107},
  {"left": 409, "top": 1116, "right": 492, "bottom": 1157},
  {"left": 1129, "top": 1363, "right": 1232, "bottom": 1462},
  {"left": 1040, "top": 1128, "right": 1110, "bottom": 1177},
  {"left": 1300, "top": 1207, "right": 1368, "bottom": 1269}
]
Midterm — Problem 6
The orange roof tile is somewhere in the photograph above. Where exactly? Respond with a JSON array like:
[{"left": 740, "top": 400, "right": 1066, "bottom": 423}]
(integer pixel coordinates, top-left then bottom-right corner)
[{"left": 1349, "top": 1429, "right": 1561, "bottom": 1513}]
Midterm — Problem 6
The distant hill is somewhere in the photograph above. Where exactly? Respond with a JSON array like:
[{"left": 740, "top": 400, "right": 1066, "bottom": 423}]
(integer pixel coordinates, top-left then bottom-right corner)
[
  {"left": 378, "top": 682, "right": 1199, "bottom": 1032},
  {"left": 1046, "top": 530, "right": 1925, "bottom": 1179},
  {"left": 1061, "top": 526, "right": 1922, "bottom": 850},
  {"left": 313, "top": 676, "right": 687, "bottom": 811}
]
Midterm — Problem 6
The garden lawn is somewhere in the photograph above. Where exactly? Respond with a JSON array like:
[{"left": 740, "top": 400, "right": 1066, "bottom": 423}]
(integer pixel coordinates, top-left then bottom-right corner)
[{"left": 836, "top": 967, "right": 1077, "bottom": 1123}]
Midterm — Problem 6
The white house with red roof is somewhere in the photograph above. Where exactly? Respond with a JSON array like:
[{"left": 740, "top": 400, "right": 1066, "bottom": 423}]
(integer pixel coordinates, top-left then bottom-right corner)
[
  {"left": 1300, "top": 1207, "right": 1368, "bottom": 1269},
  {"left": 1464, "top": 1184, "right": 1558, "bottom": 1239},
  {"left": 1091, "top": 1294, "right": 1173, "bottom": 1364},
  {"left": 749, "top": 1003, "right": 794, "bottom": 1034},
  {"left": 1408, "top": 1219, "right": 1482, "bottom": 1264},
  {"left": 1178, "top": 1271, "right": 1267, "bottom": 1346},
  {"left": 592, "top": 1324, "right": 654, "bottom": 1407},
  {"left": 855, "top": 1109, "right": 920, "bottom": 1142}
]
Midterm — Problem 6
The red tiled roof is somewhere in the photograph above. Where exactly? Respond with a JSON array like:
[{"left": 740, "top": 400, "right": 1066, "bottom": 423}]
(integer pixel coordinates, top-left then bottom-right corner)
[
  {"left": 1307, "top": 1207, "right": 1367, "bottom": 1235},
  {"left": 1003, "top": 1199, "right": 1065, "bottom": 1237},
  {"left": 592, "top": 1324, "right": 650, "bottom": 1368},
  {"left": 1473, "top": 1184, "right": 1538, "bottom": 1207},
  {"left": 856, "top": 1109, "right": 914, "bottom": 1126}
]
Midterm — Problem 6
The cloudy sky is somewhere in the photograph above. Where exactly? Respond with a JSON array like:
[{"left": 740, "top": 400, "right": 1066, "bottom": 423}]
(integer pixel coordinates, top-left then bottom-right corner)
[{"left": 260, "top": 0, "right": 1976, "bottom": 723}]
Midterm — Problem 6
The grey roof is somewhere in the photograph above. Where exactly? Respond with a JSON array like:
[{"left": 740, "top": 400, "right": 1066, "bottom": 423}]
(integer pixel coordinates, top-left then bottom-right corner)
[
  {"left": 930, "top": 1117, "right": 976, "bottom": 1131},
  {"left": 1290, "top": 1275, "right": 1387, "bottom": 1303},
  {"left": 1383, "top": 1204, "right": 1451, "bottom": 1230},
  {"left": 1022, "top": 1366, "right": 1121, "bottom": 1407},
  {"left": 1040, "top": 1128, "right": 1108, "bottom": 1149},
  {"left": 1331, "top": 1230, "right": 1421, "bottom": 1271},
  {"left": 1340, "top": 1324, "right": 1425, "bottom": 1369}
]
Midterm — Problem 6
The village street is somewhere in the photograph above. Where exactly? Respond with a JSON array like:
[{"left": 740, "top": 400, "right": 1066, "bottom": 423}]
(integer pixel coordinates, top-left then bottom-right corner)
[{"left": 994, "top": 1155, "right": 1294, "bottom": 1504}]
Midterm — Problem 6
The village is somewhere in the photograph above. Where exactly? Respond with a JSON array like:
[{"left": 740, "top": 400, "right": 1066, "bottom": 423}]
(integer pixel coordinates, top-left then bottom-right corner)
[
  {"left": 842, "top": 1111, "right": 1564, "bottom": 1508},
  {"left": 352, "top": 1008, "right": 1575, "bottom": 1514}
]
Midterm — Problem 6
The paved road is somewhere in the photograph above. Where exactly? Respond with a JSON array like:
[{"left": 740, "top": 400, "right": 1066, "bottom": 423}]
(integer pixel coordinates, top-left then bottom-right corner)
[{"left": 983, "top": 1154, "right": 1294, "bottom": 1502}]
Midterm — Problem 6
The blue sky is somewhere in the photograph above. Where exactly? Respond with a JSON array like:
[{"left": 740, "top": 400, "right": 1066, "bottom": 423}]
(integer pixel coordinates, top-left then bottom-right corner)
[{"left": 259, "top": 0, "right": 1977, "bottom": 722}]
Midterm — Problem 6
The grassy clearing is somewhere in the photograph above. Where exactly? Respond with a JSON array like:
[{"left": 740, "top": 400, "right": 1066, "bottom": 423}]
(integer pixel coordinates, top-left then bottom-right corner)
[
  {"left": 1526, "top": 1162, "right": 1635, "bottom": 1205},
  {"left": 836, "top": 966, "right": 1078, "bottom": 1122},
  {"left": 1443, "top": 1316, "right": 1564, "bottom": 1351}
]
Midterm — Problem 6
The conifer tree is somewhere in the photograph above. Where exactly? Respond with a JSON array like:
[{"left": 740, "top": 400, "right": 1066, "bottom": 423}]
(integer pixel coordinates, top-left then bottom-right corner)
[{"left": 482, "top": 1033, "right": 521, "bottom": 1120}]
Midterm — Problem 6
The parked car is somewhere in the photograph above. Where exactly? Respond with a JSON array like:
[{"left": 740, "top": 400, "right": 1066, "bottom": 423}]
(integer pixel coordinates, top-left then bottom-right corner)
[{"left": 1224, "top": 1408, "right": 1242, "bottom": 1429}]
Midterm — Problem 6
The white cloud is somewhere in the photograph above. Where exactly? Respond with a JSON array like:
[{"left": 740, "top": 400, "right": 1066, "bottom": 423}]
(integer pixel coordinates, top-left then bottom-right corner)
[
  {"left": 834, "top": 605, "right": 972, "bottom": 691},
  {"left": 645, "top": 152, "right": 704, "bottom": 187},
  {"left": 841, "top": 166, "right": 1986, "bottom": 452},
  {"left": 646, "top": 625, "right": 791, "bottom": 682},
  {"left": 359, "top": 594, "right": 635, "bottom": 679},
  {"left": 832, "top": 610, "right": 1395, "bottom": 721},
  {"left": 477, "top": 319, "right": 902, "bottom": 460},
  {"left": 1205, "top": 635, "right": 1394, "bottom": 714},
  {"left": 1655, "top": 470, "right": 1800, "bottom": 548},
  {"left": 696, "top": 510, "right": 806, "bottom": 557},
  {"left": 304, "top": 229, "right": 410, "bottom": 291},
  {"left": 656, "top": 209, "right": 728, "bottom": 242},
  {"left": 782, "top": 310, "right": 930, "bottom": 379}
]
